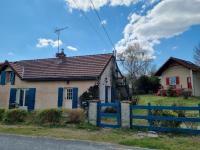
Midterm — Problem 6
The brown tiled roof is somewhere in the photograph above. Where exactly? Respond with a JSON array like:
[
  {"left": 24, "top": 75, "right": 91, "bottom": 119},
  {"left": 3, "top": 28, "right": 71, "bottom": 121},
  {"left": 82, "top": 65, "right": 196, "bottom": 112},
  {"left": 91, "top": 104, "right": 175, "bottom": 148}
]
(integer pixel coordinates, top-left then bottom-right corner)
[
  {"left": 155, "top": 57, "right": 200, "bottom": 76},
  {"left": 1, "top": 53, "right": 114, "bottom": 81}
]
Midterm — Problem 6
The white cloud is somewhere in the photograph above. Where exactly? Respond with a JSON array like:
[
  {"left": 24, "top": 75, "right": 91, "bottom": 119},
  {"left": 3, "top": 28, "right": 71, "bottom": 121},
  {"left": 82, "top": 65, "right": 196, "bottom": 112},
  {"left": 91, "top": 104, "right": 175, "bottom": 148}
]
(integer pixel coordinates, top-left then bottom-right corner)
[
  {"left": 115, "top": 0, "right": 200, "bottom": 57},
  {"left": 36, "top": 38, "right": 63, "bottom": 48},
  {"left": 8, "top": 52, "right": 14, "bottom": 56},
  {"left": 172, "top": 46, "right": 178, "bottom": 50},
  {"left": 65, "top": 0, "right": 138, "bottom": 11},
  {"left": 67, "top": 45, "right": 78, "bottom": 51},
  {"left": 101, "top": 19, "right": 107, "bottom": 25}
]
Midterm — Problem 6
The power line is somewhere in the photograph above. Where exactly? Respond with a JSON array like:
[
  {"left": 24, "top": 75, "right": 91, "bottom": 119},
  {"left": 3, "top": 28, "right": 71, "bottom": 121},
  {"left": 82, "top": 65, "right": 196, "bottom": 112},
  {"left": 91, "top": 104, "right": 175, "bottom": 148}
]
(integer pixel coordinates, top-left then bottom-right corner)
[
  {"left": 89, "top": 0, "right": 117, "bottom": 55},
  {"left": 72, "top": 0, "right": 109, "bottom": 48}
]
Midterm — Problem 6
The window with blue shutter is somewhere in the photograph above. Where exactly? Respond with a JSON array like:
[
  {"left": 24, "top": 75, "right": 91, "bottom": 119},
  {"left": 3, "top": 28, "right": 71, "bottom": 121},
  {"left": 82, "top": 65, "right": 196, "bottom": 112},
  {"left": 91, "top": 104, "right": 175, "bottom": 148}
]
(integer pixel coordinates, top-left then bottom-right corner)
[
  {"left": 10, "top": 71, "right": 15, "bottom": 85},
  {"left": 72, "top": 88, "right": 78, "bottom": 109},
  {"left": 9, "top": 88, "right": 17, "bottom": 108},
  {"left": 0, "top": 71, "right": 6, "bottom": 85},
  {"left": 58, "top": 88, "right": 64, "bottom": 108}
]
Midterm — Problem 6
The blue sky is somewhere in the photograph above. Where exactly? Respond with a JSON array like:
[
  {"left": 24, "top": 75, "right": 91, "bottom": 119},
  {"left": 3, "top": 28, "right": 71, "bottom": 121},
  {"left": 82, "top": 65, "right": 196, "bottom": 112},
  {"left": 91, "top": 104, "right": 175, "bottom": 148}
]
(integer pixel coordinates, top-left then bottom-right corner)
[{"left": 0, "top": 0, "right": 200, "bottom": 68}]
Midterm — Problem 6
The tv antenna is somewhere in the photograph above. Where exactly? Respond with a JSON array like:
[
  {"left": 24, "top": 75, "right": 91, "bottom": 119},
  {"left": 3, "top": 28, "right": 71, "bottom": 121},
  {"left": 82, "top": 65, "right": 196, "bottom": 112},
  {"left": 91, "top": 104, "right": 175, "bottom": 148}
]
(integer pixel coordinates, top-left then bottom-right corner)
[{"left": 54, "top": 26, "right": 68, "bottom": 53}]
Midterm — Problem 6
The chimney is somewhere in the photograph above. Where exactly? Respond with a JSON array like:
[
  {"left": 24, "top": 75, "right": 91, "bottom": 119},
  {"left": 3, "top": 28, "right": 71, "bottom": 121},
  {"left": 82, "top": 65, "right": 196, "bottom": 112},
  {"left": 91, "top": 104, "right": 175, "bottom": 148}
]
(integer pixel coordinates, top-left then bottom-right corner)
[{"left": 56, "top": 48, "right": 66, "bottom": 59}]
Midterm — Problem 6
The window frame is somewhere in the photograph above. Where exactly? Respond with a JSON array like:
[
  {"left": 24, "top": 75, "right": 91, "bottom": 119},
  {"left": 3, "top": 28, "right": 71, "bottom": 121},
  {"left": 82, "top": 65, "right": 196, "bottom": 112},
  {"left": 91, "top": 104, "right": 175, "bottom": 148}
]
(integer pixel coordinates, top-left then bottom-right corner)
[
  {"left": 169, "top": 76, "right": 177, "bottom": 86},
  {"left": 65, "top": 88, "right": 73, "bottom": 100},
  {"left": 16, "top": 88, "right": 29, "bottom": 107}
]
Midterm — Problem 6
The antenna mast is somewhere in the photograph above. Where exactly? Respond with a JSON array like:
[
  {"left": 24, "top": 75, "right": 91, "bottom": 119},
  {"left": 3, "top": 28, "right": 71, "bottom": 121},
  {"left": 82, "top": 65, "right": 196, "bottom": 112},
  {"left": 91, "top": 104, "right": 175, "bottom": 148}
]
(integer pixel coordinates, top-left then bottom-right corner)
[{"left": 54, "top": 26, "right": 68, "bottom": 53}]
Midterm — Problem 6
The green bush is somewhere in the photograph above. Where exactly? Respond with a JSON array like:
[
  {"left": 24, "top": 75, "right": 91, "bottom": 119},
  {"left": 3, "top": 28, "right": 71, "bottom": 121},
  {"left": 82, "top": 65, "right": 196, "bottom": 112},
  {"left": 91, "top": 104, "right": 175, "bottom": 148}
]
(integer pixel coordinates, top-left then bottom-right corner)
[
  {"left": 67, "top": 109, "right": 85, "bottom": 124},
  {"left": 134, "top": 75, "right": 160, "bottom": 94},
  {"left": 182, "top": 90, "right": 192, "bottom": 99},
  {"left": 151, "top": 109, "right": 183, "bottom": 128},
  {"left": 104, "top": 107, "right": 117, "bottom": 113},
  {"left": 36, "top": 109, "right": 62, "bottom": 125},
  {"left": 4, "top": 109, "right": 28, "bottom": 124},
  {"left": 0, "top": 109, "right": 5, "bottom": 121},
  {"left": 166, "top": 86, "right": 176, "bottom": 97}
]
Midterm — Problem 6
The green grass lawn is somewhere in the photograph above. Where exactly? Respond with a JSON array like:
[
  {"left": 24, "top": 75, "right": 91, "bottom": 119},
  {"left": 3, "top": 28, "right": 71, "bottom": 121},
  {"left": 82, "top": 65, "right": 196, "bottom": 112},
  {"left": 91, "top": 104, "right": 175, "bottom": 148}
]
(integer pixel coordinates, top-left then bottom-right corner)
[
  {"left": 138, "top": 95, "right": 200, "bottom": 106},
  {"left": 0, "top": 124, "right": 199, "bottom": 150},
  {"left": 132, "top": 95, "right": 200, "bottom": 127}
]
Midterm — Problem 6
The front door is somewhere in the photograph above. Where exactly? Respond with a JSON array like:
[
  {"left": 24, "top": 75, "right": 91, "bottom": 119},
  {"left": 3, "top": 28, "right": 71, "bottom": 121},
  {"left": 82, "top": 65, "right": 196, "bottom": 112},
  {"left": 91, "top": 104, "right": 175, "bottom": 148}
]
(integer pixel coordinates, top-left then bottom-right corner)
[{"left": 64, "top": 88, "right": 73, "bottom": 109}]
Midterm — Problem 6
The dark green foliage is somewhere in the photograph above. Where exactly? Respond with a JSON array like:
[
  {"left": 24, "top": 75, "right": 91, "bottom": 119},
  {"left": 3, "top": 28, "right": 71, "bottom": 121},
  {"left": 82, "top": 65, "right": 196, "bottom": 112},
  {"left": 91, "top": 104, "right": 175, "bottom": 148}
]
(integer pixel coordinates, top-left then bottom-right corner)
[
  {"left": 79, "top": 85, "right": 99, "bottom": 109},
  {"left": 182, "top": 91, "right": 192, "bottom": 99},
  {"left": 0, "top": 109, "right": 5, "bottom": 121},
  {"left": 151, "top": 103, "right": 186, "bottom": 128},
  {"left": 104, "top": 107, "right": 117, "bottom": 113},
  {"left": 4, "top": 109, "right": 28, "bottom": 124},
  {"left": 166, "top": 86, "right": 176, "bottom": 97},
  {"left": 79, "top": 85, "right": 99, "bottom": 100},
  {"left": 135, "top": 75, "right": 160, "bottom": 94},
  {"left": 36, "top": 109, "right": 62, "bottom": 125}
]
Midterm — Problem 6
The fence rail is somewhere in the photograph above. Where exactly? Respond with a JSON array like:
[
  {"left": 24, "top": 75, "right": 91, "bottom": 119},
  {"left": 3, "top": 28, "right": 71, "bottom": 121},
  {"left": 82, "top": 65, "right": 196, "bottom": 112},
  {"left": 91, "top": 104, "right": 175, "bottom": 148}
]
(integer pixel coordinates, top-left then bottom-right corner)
[
  {"left": 130, "top": 103, "right": 200, "bottom": 134},
  {"left": 97, "top": 101, "right": 121, "bottom": 128}
]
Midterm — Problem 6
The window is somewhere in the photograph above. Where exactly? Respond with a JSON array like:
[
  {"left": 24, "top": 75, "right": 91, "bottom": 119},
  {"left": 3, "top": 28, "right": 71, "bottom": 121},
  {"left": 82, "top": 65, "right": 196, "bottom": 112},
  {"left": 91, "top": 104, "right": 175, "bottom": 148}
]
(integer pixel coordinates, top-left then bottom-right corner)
[
  {"left": 16, "top": 89, "right": 28, "bottom": 107},
  {"left": 169, "top": 77, "right": 176, "bottom": 86},
  {"left": 66, "top": 88, "right": 73, "bottom": 100},
  {"left": 5, "top": 71, "right": 11, "bottom": 84}
]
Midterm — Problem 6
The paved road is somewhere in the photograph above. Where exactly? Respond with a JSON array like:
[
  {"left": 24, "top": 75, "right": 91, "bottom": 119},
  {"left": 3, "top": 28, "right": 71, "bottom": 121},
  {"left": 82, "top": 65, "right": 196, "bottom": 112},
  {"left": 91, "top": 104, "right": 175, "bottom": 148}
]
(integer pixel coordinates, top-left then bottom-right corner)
[{"left": 0, "top": 134, "right": 150, "bottom": 150}]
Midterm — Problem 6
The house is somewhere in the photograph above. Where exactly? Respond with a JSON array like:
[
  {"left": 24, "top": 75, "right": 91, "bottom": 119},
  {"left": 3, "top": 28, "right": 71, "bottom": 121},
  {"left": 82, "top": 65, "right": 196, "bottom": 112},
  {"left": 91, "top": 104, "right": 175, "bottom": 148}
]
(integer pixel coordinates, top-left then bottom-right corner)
[
  {"left": 0, "top": 51, "right": 128, "bottom": 111},
  {"left": 155, "top": 57, "right": 200, "bottom": 97}
]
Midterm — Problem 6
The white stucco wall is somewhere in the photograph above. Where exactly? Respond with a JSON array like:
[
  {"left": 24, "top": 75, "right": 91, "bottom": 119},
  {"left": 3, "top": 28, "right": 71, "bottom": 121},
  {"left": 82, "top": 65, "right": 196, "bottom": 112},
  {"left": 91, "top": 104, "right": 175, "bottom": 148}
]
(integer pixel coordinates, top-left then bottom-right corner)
[
  {"left": 99, "top": 58, "right": 114, "bottom": 102},
  {"left": 193, "top": 71, "right": 200, "bottom": 97},
  {"left": 0, "top": 71, "right": 96, "bottom": 109},
  {"left": 160, "top": 64, "right": 190, "bottom": 89}
]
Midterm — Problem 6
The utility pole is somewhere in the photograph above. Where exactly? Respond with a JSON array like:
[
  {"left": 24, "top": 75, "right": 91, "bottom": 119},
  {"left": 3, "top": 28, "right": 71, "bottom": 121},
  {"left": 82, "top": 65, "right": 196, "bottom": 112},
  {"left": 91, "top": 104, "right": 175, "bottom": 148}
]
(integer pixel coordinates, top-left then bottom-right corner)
[{"left": 54, "top": 26, "right": 68, "bottom": 53}]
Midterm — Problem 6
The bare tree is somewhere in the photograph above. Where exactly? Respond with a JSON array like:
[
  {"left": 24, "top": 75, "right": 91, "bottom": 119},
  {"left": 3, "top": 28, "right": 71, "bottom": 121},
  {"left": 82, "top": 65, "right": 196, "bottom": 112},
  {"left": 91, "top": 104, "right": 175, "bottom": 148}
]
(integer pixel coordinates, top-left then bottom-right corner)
[
  {"left": 118, "top": 43, "right": 153, "bottom": 93},
  {"left": 194, "top": 43, "right": 200, "bottom": 66}
]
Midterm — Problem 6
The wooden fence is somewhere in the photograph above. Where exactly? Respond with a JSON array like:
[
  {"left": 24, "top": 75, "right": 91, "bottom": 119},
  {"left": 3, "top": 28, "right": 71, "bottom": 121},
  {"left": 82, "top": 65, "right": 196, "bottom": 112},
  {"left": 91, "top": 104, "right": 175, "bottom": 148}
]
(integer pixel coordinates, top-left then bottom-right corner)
[{"left": 130, "top": 103, "right": 200, "bottom": 134}]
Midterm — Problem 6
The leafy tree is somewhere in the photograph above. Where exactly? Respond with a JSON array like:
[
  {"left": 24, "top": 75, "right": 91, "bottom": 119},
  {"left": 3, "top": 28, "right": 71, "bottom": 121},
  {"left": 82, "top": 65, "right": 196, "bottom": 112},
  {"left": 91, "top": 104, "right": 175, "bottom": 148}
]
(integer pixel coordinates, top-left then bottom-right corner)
[
  {"left": 194, "top": 43, "right": 200, "bottom": 66},
  {"left": 135, "top": 75, "right": 160, "bottom": 94},
  {"left": 118, "top": 43, "right": 153, "bottom": 94}
]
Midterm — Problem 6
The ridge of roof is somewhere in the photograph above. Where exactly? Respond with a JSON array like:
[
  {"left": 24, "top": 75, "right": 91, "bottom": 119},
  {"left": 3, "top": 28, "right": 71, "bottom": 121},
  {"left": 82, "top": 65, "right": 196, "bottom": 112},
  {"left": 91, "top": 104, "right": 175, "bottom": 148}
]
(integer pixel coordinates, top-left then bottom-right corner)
[
  {"left": 11, "top": 53, "right": 113, "bottom": 63},
  {"left": 0, "top": 53, "right": 114, "bottom": 81},
  {"left": 155, "top": 57, "right": 200, "bottom": 76}
]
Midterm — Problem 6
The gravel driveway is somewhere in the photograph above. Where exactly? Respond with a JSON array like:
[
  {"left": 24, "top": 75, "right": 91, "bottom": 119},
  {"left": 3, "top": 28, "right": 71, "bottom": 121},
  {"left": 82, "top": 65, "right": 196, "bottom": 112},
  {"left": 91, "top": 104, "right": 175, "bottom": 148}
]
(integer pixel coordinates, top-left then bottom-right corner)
[{"left": 0, "top": 134, "right": 151, "bottom": 150}]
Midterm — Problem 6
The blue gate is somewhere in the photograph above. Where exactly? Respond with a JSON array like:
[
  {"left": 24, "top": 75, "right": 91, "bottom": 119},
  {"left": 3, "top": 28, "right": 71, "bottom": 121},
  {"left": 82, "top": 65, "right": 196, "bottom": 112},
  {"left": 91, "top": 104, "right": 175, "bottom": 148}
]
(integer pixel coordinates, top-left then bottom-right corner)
[{"left": 97, "top": 101, "right": 121, "bottom": 128}]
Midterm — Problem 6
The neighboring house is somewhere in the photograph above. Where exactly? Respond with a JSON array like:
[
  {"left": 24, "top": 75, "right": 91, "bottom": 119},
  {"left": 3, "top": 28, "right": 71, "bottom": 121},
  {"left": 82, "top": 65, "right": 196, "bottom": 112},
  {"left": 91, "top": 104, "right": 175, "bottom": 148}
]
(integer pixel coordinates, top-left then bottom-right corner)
[
  {"left": 155, "top": 57, "right": 200, "bottom": 97},
  {"left": 0, "top": 51, "right": 128, "bottom": 110}
]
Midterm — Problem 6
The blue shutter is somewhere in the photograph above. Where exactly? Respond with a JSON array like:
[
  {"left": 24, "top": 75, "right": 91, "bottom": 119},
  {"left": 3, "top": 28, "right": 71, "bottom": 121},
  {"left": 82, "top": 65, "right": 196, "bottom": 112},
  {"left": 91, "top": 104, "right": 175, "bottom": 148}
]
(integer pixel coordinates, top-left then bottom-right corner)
[
  {"left": 10, "top": 71, "right": 15, "bottom": 85},
  {"left": 58, "top": 88, "right": 63, "bottom": 108},
  {"left": 9, "top": 88, "right": 17, "bottom": 108},
  {"left": 19, "top": 90, "right": 24, "bottom": 106},
  {"left": 27, "top": 88, "right": 36, "bottom": 111},
  {"left": 0, "top": 71, "right": 6, "bottom": 85},
  {"left": 72, "top": 88, "right": 78, "bottom": 109}
]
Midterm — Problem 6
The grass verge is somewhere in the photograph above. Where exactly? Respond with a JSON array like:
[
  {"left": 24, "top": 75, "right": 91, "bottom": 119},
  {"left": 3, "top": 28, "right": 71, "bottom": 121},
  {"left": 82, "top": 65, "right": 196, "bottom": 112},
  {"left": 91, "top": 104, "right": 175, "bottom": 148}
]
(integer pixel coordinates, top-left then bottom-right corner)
[{"left": 0, "top": 124, "right": 199, "bottom": 150}]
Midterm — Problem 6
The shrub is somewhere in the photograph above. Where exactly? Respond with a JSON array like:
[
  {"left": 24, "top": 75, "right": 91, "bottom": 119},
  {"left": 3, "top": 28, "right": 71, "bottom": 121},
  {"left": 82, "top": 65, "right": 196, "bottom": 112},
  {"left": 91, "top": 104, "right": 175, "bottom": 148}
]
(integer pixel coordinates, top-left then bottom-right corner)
[
  {"left": 0, "top": 109, "right": 5, "bottom": 121},
  {"left": 166, "top": 86, "right": 176, "bottom": 97},
  {"left": 151, "top": 110, "right": 181, "bottom": 128},
  {"left": 134, "top": 75, "right": 160, "bottom": 94},
  {"left": 104, "top": 107, "right": 117, "bottom": 113},
  {"left": 4, "top": 109, "right": 28, "bottom": 124},
  {"left": 36, "top": 109, "right": 62, "bottom": 125},
  {"left": 182, "top": 90, "right": 192, "bottom": 99},
  {"left": 67, "top": 109, "right": 85, "bottom": 124}
]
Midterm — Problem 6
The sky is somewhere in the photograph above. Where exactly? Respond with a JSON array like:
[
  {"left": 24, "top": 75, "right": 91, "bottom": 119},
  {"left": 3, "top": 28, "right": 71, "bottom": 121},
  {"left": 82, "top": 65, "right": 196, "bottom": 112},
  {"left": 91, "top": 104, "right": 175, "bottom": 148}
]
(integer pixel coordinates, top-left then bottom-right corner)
[{"left": 0, "top": 0, "right": 200, "bottom": 69}]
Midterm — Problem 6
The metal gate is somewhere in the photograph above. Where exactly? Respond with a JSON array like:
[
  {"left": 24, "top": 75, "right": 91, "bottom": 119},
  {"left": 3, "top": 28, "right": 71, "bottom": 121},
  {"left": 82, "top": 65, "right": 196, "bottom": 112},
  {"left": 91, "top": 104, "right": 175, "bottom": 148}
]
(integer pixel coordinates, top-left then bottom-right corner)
[{"left": 97, "top": 101, "right": 121, "bottom": 128}]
